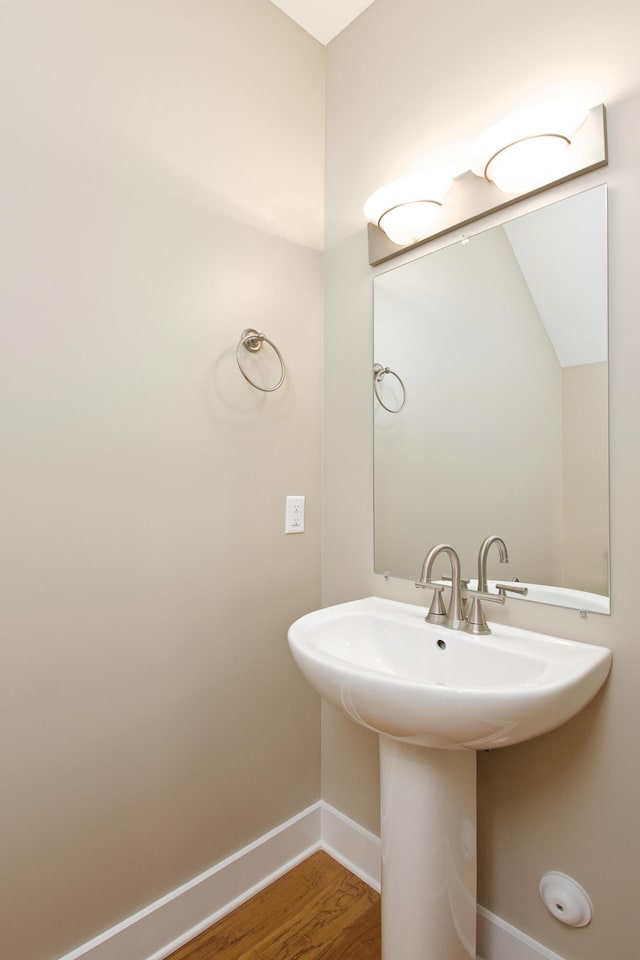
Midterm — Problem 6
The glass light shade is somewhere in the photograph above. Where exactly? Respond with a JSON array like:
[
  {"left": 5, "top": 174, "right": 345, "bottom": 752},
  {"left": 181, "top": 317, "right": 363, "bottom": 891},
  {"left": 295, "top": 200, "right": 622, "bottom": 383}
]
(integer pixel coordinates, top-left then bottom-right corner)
[
  {"left": 364, "top": 174, "right": 452, "bottom": 245},
  {"left": 471, "top": 98, "right": 590, "bottom": 195},
  {"left": 485, "top": 135, "right": 571, "bottom": 194},
  {"left": 378, "top": 200, "right": 442, "bottom": 245}
]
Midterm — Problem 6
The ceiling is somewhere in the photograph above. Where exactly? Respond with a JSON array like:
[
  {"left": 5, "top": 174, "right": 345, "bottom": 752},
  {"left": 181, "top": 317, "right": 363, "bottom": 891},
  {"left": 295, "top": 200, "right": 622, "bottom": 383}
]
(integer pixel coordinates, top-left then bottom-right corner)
[{"left": 269, "top": 0, "right": 375, "bottom": 45}]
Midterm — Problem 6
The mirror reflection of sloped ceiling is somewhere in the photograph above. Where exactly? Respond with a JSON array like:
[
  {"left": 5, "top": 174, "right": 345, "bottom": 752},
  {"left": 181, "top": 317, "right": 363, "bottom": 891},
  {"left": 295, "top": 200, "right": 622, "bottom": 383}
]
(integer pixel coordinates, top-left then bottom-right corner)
[{"left": 504, "top": 188, "right": 608, "bottom": 368}]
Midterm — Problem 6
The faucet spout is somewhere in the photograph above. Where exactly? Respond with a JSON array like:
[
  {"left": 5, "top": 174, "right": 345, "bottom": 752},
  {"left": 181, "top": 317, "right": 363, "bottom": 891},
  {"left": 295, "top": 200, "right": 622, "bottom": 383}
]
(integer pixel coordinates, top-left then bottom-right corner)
[
  {"left": 419, "top": 543, "right": 466, "bottom": 629},
  {"left": 477, "top": 535, "right": 509, "bottom": 593}
]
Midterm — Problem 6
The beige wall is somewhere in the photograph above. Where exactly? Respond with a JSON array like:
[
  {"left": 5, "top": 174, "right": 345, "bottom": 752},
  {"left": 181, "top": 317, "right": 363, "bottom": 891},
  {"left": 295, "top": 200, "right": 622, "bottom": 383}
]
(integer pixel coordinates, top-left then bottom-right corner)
[
  {"left": 323, "top": 1, "right": 640, "bottom": 958},
  {"left": 0, "top": 3, "right": 323, "bottom": 959}
]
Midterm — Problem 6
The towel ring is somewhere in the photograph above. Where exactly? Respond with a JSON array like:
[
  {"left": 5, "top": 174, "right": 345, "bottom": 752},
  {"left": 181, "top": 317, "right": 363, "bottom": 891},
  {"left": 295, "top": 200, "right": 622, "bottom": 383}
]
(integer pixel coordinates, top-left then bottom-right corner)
[
  {"left": 373, "top": 362, "right": 406, "bottom": 413},
  {"left": 236, "top": 328, "right": 286, "bottom": 392}
]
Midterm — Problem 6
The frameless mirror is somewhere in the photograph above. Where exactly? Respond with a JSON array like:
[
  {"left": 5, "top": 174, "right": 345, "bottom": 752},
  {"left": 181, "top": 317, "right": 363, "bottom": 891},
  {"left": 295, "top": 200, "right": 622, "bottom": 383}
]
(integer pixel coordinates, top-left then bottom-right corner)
[{"left": 373, "top": 185, "right": 609, "bottom": 614}]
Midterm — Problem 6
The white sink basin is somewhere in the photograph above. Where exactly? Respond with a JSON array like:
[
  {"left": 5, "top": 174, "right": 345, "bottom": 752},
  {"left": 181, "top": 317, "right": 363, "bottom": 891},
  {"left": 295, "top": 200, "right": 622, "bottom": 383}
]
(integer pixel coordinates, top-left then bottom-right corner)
[{"left": 288, "top": 596, "right": 611, "bottom": 749}]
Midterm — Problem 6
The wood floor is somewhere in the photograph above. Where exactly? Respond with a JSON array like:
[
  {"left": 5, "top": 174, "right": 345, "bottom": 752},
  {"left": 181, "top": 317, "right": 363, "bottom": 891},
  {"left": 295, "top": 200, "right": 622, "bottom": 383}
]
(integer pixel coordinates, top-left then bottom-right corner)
[{"left": 166, "top": 850, "right": 381, "bottom": 960}]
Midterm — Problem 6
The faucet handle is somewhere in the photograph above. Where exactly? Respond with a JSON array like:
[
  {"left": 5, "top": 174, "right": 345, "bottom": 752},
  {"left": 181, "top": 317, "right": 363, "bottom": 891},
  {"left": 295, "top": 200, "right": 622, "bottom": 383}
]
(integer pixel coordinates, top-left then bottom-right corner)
[
  {"left": 414, "top": 579, "right": 448, "bottom": 623},
  {"left": 465, "top": 588, "right": 506, "bottom": 604},
  {"left": 466, "top": 589, "right": 507, "bottom": 603},
  {"left": 495, "top": 583, "right": 529, "bottom": 597},
  {"left": 414, "top": 579, "right": 445, "bottom": 593},
  {"left": 464, "top": 590, "right": 505, "bottom": 635}
]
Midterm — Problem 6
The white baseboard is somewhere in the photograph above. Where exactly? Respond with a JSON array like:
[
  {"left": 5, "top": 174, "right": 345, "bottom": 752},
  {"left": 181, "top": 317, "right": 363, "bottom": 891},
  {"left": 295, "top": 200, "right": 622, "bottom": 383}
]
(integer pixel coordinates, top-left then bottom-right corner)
[
  {"left": 320, "top": 802, "right": 381, "bottom": 892},
  {"left": 477, "top": 907, "right": 566, "bottom": 960},
  {"left": 57, "top": 800, "right": 564, "bottom": 960}
]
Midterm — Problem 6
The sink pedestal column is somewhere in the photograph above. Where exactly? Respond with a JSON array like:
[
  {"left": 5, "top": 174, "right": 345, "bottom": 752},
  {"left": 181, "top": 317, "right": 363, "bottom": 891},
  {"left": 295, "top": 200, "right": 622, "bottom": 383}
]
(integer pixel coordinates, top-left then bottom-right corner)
[{"left": 379, "top": 737, "right": 477, "bottom": 960}]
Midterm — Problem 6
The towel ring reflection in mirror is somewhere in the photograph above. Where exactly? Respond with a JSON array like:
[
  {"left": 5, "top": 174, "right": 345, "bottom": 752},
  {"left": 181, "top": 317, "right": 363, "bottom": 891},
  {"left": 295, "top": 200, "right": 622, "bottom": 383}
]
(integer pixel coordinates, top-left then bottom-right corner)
[
  {"left": 373, "top": 362, "right": 407, "bottom": 413},
  {"left": 236, "top": 328, "right": 286, "bottom": 392}
]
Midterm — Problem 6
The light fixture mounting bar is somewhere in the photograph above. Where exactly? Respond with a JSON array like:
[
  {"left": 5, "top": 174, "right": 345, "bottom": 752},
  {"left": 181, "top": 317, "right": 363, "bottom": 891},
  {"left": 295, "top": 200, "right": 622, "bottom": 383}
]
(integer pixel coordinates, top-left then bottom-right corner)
[{"left": 368, "top": 104, "right": 607, "bottom": 266}]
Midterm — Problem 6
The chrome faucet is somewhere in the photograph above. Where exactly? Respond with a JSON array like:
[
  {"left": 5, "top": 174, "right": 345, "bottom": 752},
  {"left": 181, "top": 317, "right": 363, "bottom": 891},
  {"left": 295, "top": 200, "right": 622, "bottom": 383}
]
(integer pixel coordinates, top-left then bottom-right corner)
[
  {"left": 416, "top": 543, "right": 466, "bottom": 629},
  {"left": 477, "top": 534, "right": 509, "bottom": 592}
]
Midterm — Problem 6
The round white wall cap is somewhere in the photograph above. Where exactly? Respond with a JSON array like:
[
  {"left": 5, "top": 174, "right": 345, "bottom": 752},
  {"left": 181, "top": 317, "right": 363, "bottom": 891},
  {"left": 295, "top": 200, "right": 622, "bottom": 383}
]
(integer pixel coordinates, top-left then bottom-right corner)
[{"left": 539, "top": 871, "right": 593, "bottom": 927}]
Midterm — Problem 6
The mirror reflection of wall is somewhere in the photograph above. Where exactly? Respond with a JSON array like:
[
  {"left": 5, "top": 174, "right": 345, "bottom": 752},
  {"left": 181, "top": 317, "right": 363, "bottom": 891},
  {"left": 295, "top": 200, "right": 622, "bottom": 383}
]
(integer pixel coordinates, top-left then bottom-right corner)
[{"left": 373, "top": 185, "right": 609, "bottom": 613}]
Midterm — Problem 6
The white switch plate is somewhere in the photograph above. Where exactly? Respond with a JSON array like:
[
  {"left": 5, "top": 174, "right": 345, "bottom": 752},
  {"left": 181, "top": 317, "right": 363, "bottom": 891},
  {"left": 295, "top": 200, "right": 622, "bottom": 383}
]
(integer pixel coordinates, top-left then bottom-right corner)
[{"left": 285, "top": 495, "right": 305, "bottom": 534}]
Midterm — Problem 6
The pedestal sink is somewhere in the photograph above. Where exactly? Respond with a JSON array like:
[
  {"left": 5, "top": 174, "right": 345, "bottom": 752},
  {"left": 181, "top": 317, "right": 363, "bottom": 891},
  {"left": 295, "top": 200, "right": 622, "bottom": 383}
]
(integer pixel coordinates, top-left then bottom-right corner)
[{"left": 288, "top": 597, "right": 611, "bottom": 960}]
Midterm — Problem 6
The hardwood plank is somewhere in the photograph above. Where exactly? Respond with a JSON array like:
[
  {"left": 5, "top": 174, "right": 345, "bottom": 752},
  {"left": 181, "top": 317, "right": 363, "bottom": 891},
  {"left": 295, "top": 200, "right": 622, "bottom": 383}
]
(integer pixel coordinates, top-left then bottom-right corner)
[
  {"left": 314, "top": 901, "right": 381, "bottom": 960},
  {"left": 254, "top": 866, "right": 377, "bottom": 960},
  {"left": 166, "top": 851, "right": 380, "bottom": 960},
  {"left": 209, "top": 853, "right": 347, "bottom": 959}
]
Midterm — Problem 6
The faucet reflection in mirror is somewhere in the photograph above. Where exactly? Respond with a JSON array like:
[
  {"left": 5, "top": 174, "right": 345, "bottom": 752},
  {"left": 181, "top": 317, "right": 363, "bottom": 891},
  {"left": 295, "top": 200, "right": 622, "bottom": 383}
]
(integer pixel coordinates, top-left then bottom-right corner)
[
  {"left": 477, "top": 534, "right": 508, "bottom": 592},
  {"left": 364, "top": 87, "right": 607, "bottom": 266}
]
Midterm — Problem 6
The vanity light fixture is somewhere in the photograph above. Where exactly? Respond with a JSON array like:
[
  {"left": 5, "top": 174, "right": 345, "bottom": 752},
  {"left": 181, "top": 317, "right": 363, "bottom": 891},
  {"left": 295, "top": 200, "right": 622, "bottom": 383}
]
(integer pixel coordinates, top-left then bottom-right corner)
[
  {"left": 363, "top": 173, "right": 452, "bottom": 245},
  {"left": 470, "top": 97, "right": 592, "bottom": 195},
  {"left": 366, "top": 96, "right": 607, "bottom": 266}
]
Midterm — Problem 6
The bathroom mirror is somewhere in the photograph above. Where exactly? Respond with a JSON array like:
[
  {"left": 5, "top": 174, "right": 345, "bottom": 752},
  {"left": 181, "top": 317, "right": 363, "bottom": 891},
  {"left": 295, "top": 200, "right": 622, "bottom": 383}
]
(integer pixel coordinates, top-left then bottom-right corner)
[{"left": 373, "top": 185, "right": 609, "bottom": 613}]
